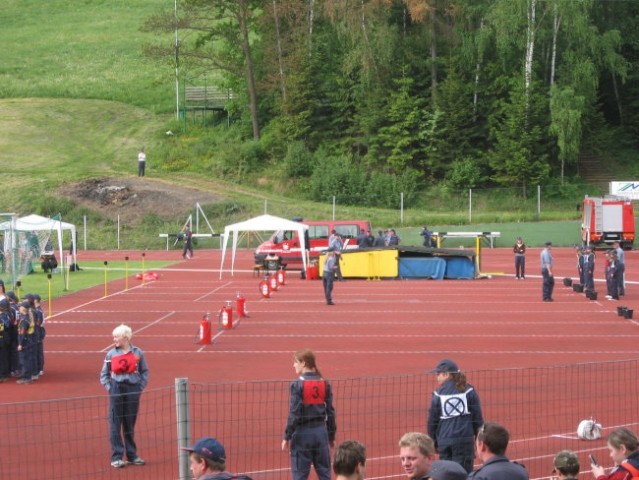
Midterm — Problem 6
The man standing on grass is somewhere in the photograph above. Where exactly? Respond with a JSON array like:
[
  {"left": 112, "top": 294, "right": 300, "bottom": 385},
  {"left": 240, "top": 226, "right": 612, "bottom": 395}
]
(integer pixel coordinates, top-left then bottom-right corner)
[
  {"left": 137, "top": 147, "right": 146, "bottom": 177},
  {"left": 540, "top": 241, "right": 555, "bottom": 302}
]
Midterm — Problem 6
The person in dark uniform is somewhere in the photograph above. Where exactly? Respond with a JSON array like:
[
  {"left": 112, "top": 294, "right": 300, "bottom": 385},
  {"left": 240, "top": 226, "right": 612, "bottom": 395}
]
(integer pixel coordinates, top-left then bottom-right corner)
[
  {"left": 322, "top": 248, "right": 338, "bottom": 305},
  {"left": 16, "top": 300, "right": 37, "bottom": 384},
  {"left": 513, "top": 237, "right": 526, "bottom": 280},
  {"left": 421, "top": 227, "right": 434, "bottom": 248},
  {"left": 540, "top": 241, "right": 555, "bottom": 302},
  {"left": 100, "top": 324, "right": 149, "bottom": 469},
  {"left": 282, "top": 348, "right": 337, "bottom": 480},
  {"left": 427, "top": 359, "right": 484, "bottom": 473},
  {"left": 5, "top": 291, "right": 20, "bottom": 377},
  {"left": 182, "top": 226, "right": 194, "bottom": 259},
  {"left": 583, "top": 245, "right": 595, "bottom": 292},
  {"left": 373, "top": 230, "right": 385, "bottom": 247},
  {"left": 576, "top": 246, "right": 586, "bottom": 286},
  {"left": 0, "top": 299, "right": 11, "bottom": 382},
  {"left": 606, "top": 250, "right": 621, "bottom": 301},
  {"left": 33, "top": 294, "right": 45, "bottom": 376}
]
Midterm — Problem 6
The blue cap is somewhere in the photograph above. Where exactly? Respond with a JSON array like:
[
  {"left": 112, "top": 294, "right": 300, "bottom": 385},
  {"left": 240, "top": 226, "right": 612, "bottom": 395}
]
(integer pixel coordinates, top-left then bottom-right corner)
[
  {"left": 428, "top": 460, "right": 468, "bottom": 480},
  {"left": 182, "top": 437, "right": 226, "bottom": 463},
  {"left": 428, "top": 359, "right": 460, "bottom": 374}
]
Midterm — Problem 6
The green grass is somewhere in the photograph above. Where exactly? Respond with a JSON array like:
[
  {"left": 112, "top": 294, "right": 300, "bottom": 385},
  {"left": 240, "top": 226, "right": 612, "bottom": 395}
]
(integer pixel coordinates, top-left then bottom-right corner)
[{"left": 1, "top": 260, "right": 174, "bottom": 302}]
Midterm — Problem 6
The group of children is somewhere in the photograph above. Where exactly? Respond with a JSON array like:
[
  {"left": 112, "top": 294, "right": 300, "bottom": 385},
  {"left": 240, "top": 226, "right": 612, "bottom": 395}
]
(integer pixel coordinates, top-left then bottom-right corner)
[
  {"left": 0, "top": 282, "right": 46, "bottom": 384},
  {"left": 577, "top": 241, "right": 625, "bottom": 300}
]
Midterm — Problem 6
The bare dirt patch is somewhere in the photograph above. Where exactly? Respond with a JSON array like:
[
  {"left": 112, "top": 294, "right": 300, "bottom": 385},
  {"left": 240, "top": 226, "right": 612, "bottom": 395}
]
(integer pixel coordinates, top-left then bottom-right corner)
[{"left": 57, "top": 177, "right": 221, "bottom": 223}]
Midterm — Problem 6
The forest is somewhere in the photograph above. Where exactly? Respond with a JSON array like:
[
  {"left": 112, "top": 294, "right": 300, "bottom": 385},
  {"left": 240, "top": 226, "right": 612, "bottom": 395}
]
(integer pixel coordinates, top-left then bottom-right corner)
[{"left": 144, "top": 0, "right": 639, "bottom": 208}]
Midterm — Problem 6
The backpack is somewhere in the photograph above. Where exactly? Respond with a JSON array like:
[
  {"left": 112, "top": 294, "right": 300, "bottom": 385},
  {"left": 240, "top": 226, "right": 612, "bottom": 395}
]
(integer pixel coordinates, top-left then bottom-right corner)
[
  {"left": 577, "top": 418, "right": 602, "bottom": 440},
  {"left": 622, "top": 460, "right": 639, "bottom": 480}
]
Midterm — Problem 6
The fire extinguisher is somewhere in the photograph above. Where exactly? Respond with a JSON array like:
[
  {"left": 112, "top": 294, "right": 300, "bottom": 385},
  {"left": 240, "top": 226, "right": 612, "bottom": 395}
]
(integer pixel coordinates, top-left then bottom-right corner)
[
  {"left": 236, "top": 291, "right": 248, "bottom": 318},
  {"left": 269, "top": 273, "right": 279, "bottom": 292},
  {"left": 276, "top": 267, "right": 286, "bottom": 286},
  {"left": 219, "top": 301, "right": 233, "bottom": 329},
  {"left": 259, "top": 275, "right": 270, "bottom": 298},
  {"left": 198, "top": 312, "right": 212, "bottom": 345}
]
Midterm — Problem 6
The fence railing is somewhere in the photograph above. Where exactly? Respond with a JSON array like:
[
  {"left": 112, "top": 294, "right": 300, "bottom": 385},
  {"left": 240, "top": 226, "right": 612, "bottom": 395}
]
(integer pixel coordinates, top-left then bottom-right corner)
[{"left": 2, "top": 359, "right": 637, "bottom": 479}]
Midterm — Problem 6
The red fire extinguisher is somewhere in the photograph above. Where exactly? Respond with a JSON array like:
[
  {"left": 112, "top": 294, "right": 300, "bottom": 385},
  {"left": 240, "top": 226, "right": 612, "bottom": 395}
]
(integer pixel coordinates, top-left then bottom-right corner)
[
  {"left": 236, "top": 292, "right": 247, "bottom": 318},
  {"left": 220, "top": 301, "right": 233, "bottom": 329},
  {"left": 276, "top": 267, "right": 286, "bottom": 286},
  {"left": 269, "top": 274, "right": 279, "bottom": 291},
  {"left": 259, "top": 275, "right": 270, "bottom": 298},
  {"left": 198, "top": 312, "right": 212, "bottom": 345}
]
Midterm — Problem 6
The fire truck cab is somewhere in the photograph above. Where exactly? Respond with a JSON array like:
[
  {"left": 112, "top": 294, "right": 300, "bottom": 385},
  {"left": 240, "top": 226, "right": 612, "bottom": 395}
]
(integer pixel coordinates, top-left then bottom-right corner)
[
  {"left": 254, "top": 219, "right": 372, "bottom": 265},
  {"left": 581, "top": 195, "right": 635, "bottom": 249}
]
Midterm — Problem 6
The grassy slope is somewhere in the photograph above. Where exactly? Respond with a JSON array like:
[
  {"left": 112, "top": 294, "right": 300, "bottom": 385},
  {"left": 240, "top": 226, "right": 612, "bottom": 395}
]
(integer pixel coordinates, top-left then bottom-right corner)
[{"left": 0, "top": 0, "right": 592, "bottom": 250}]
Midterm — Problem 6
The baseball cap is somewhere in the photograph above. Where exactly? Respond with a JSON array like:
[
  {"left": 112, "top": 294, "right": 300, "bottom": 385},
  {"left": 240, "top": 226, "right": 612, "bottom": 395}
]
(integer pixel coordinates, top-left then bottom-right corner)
[
  {"left": 545, "top": 241, "right": 553, "bottom": 246},
  {"left": 6, "top": 291, "right": 17, "bottom": 301},
  {"left": 0, "top": 299, "right": 9, "bottom": 309},
  {"left": 181, "top": 437, "right": 226, "bottom": 463},
  {"left": 428, "top": 359, "right": 460, "bottom": 374},
  {"left": 19, "top": 300, "right": 31, "bottom": 309},
  {"left": 554, "top": 450, "right": 579, "bottom": 470},
  {"left": 427, "top": 460, "right": 468, "bottom": 480}
]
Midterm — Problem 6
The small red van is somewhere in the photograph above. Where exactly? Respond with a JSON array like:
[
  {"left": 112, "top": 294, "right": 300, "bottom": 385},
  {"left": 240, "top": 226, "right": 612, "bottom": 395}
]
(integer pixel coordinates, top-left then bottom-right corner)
[{"left": 254, "top": 219, "right": 372, "bottom": 265}]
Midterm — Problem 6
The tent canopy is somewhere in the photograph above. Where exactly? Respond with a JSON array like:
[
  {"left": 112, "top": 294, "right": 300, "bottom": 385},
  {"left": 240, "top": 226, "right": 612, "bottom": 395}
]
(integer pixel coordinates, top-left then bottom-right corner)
[
  {"left": 220, "top": 214, "right": 308, "bottom": 278},
  {"left": 0, "top": 213, "right": 77, "bottom": 272}
]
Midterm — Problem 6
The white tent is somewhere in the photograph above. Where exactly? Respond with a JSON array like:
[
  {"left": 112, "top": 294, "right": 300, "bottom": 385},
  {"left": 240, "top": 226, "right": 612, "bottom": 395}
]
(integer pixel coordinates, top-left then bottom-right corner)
[
  {"left": 0, "top": 213, "right": 77, "bottom": 275},
  {"left": 220, "top": 214, "right": 308, "bottom": 278}
]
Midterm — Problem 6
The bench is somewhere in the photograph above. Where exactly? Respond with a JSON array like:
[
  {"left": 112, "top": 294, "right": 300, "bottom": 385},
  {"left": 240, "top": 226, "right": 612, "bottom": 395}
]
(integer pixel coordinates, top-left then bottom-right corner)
[{"left": 184, "top": 87, "right": 234, "bottom": 111}]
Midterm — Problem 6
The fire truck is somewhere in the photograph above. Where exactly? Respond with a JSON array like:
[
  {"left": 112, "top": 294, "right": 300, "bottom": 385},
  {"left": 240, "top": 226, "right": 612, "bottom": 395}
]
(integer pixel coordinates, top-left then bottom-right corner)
[{"left": 581, "top": 195, "right": 635, "bottom": 248}]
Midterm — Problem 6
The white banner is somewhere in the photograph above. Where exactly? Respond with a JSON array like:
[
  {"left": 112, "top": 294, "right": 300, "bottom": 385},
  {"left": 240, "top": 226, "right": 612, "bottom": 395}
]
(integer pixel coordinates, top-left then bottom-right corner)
[{"left": 609, "top": 182, "right": 639, "bottom": 199}]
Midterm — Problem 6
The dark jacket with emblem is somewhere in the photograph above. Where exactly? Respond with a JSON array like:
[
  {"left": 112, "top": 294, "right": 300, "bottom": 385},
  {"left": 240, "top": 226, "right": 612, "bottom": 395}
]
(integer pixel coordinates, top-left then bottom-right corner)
[
  {"left": 283, "top": 371, "right": 336, "bottom": 441},
  {"left": 427, "top": 378, "right": 483, "bottom": 450}
]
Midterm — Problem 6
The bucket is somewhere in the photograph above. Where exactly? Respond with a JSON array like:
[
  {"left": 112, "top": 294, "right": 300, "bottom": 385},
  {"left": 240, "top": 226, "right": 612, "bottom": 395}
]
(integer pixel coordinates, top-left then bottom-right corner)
[
  {"left": 573, "top": 284, "right": 584, "bottom": 293},
  {"left": 587, "top": 290, "right": 598, "bottom": 301},
  {"left": 618, "top": 306, "right": 628, "bottom": 316},
  {"left": 563, "top": 277, "right": 573, "bottom": 287},
  {"left": 624, "top": 309, "right": 634, "bottom": 319}
]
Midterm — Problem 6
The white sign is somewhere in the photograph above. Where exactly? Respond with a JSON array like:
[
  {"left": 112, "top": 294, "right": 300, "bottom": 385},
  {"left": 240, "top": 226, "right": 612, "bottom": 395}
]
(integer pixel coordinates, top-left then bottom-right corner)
[{"left": 609, "top": 182, "right": 639, "bottom": 199}]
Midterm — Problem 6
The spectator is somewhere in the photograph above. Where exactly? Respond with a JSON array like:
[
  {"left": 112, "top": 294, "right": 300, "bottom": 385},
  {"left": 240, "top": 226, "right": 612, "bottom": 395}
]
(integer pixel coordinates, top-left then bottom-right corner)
[
  {"left": 513, "top": 236, "right": 526, "bottom": 280},
  {"left": 373, "top": 230, "right": 386, "bottom": 247},
  {"left": 137, "top": 147, "right": 146, "bottom": 177},
  {"left": 386, "top": 229, "right": 400, "bottom": 246},
  {"left": 428, "top": 460, "right": 469, "bottom": 480},
  {"left": 182, "top": 436, "right": 253, "bottom": 480},
  {"left": 427, "top": 359, "right": 483, "bottom": 473},
  {"left": 100, "top": 324, "right": 149, "bottom": 469},
  {"left": 576, "top": 245, "right": 586, "bottom": 286},
  {"left": 356, "top": 230, "right": 370, "bottom": 248},
  {"left": 541, "top": 241, "right": 555, "bottom": 302},
  {"left": 552, "top": 450, "right": 579, "bottom": 480},
  {"left": 421, "top": 227, "right": 434, "bottom": 248},
  {"left": 591, "top": 427, "right": 639, "bottom": 480},
  {"left": 333, "top": 440, "right": 366, "bottom": 480},
  {"left": 398, "top": 432, "right": 436, "bottom": 480},
  {"left": 366, "top": 230, "right": 375, "bottom": 247},
  {"left": 468, "top": 422, "right": 528, "bottom": 480},
  {"left": 282, "top": 348, "right": 337, "bottom": 480}
]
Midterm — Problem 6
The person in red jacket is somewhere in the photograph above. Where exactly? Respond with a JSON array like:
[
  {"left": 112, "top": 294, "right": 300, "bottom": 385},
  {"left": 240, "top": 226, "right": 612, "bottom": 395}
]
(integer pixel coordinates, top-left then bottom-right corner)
[{"left": 591, "top": 427, "right": 639, "bottom": 480}]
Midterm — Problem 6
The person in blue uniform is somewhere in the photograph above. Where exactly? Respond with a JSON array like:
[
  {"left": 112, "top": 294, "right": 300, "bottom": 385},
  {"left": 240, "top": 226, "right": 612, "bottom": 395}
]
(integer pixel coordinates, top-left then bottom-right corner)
[
  {"left": 427, "top": 359, "right": 484, "bottom": 473},
  {"left": 0, "top": 299, "right": 11, "bottom": 382},
  {"left": 540, "top": 241, "right": 555, "bottom": 302},
  {"left": 16, "top": 300, "right": 37, "bottom": 384},
  {"left": 100, "top": 324, "right": 149, "bottom": 469},
  {"left": 183, "top": 226, "right": 194, "bottom": 259},
  {"left": 32, "top": 294, "right": 45, "bottom": 376},
  {"left": 583, "top": 245, "right": 596, "bottom": 292},
  {"left": 282, "top": 348, "right": 337, "bottom": 480}
]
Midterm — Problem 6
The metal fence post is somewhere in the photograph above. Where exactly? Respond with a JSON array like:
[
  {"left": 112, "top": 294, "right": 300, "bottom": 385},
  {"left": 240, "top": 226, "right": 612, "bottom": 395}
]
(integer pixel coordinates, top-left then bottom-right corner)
[{"left": 176, "top": 377, "right": 190, "bottom": 480}]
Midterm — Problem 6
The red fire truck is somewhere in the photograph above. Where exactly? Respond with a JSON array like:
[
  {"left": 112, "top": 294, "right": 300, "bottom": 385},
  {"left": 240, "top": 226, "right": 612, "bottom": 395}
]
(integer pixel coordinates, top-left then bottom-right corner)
[{"left": 581, "top": 196, "right": 635, "bottom": 248}]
